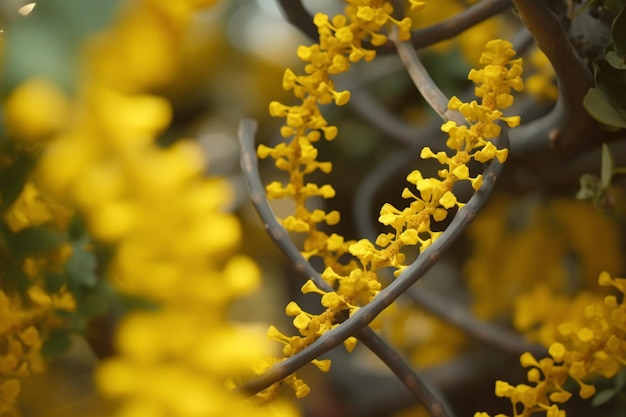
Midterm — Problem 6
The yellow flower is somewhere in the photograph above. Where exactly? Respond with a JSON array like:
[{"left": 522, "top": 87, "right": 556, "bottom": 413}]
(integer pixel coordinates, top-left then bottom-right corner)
[
  {"left": 4, "top": 183, "right": 55, "bottom": 232},
  {"left": 526, "top": 49, "right": 558, "bottom": 102},
  {"left": 3, "top": 78, "right": 69, "bottom": 143}
]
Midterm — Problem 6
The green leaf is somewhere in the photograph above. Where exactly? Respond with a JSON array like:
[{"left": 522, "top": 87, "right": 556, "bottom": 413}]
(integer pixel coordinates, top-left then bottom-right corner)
[
  {"left": 612, "top": 5, "right": 626, "bottom": 55},
  {"left": 0, "top": 153, "right": 36, "bottom": 206},
  {"left": 41, "top": 330, "right": 72, "bottom": 359},
  {"left": 601, "top": 143, "right": 615, "bottom": 187},
  {"left": 66, "top": 236, "right": 98, "bottom": 288},
  {"left": 583, "top": 88, "right": 626, "bottom": 128},
  {"left": 12, "top": 226, "right": 67, "bottom": 255},
  {"left": 605, "top": 0, "right": 626, "bottom": 15},
  {"left": 44, "top": 271, "right": 67, "bottom": 293},
  {"left": 577, "top": 173, "right": 600, "bottom": 200},
  {"left": 594, "top": 59, "right": 626, "bottom": 107},
  {"left": 606, "top": 50, "right": 626, "bottom": 70},
  {"left": 75, "top": 283, "right": 112, "bottom": 318},
  {"left": 592, "top": 388, "right": 617, "bottom": 407},
  {"left": 615, "top": 368, "right": 626, "bottom": 390}
]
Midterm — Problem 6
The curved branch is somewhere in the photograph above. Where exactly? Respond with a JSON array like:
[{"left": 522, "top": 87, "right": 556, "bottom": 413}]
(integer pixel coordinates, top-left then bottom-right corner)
[
  {"left": 509, "top": 98, "right": 564, "bottom": 155},
  {"left": 357, "top": 327, "right": 455, "bottom": 417},
  {"left": 275, "top": 0, "right": 317, "bottom": 42},
  {"left": 391, "top": 27, "right": 465, "bottom": 124},
  {"left": 348, "top": 88, "right": 432, "bottom": 146},
  {"left": 336, "top": 56, "right": 435, "bottom": 147},
  {"left": 238, "top": 119, "right": 455, "bottom": 417},
  {"left": 276, "top": 0, "right": 513, "bottom": 54},
  {"left": 405, "top": 286, "right": 546, "bottom": 357},
  {"left": 406, "top": 0, "right": 513, "bottom": 51},
  {"left": 351, "top": 122, "right": 448, "bottom": 241},
  {"left": 239, "top": 120, "right": 322, "bottom": 287},
  {"left": 511, "top": 0, "right": 594, "bottom": 153},
  {"left": 238, "top": 121, "right": 508, "bottom": 396}
]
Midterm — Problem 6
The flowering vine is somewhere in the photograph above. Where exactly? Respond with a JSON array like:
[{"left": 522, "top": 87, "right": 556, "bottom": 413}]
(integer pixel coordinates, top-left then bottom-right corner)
[
  {"left": 258, "top": 0, "right": 524, "bottom": 399},
  {"left": 465, "top": 195, "right": 623, "bottom": 321},
  {"left": 476, "top": 271, "right": 626, "bottom": 417},
  {"left": 259, "top": 1, "right": 416, "bottom": 274}
]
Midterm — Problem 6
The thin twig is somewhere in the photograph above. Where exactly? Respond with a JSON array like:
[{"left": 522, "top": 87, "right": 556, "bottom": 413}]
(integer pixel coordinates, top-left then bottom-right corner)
[
  {"left": 275, "top": 0, "right": 317, "bottom": 42},
  {"left": 357, "top": 327, "right": 455, "bottom": 417},
  {"left": 406, "top": 0, "right": 513, "bottom": 51},
  {"left": 348, "top": 88, "right": 433, "bottom": 147},
  {"left": 238, "top": 120, "right": 508, "bottom": 396},
  {"left": 509, "top": 99, "right": 564, "bottom": 156},
  {"left": 336, "top": 56, "right": 439, "bottom": 147},
  {"left": 238, "top": 119, "right": 456, "bottom": 417},
  {"left": 390, "top": 27, "right": 465, "bottom": 124},
  {"left": 239, "top": 120, "right": 323, "bottom": 288}
]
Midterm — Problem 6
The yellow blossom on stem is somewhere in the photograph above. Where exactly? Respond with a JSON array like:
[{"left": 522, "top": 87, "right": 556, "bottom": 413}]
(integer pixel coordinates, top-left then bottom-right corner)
[
  {"left": 260, "top": 1, "right": 415, "bottom": 276},
  {"left": 353, "top": 39, "right": 523, "bottom": 275},
  {"left": 260, "top": 33, "right": 524, "bottom": 399},
  {"left": 256, "top": 2, "right": 422, "bottom": 399},
  {"left": 0, "top": 282, "right": 75, "bottom": 416},
  {"left": 1, "top": 77, "right": 77, "bottom": 415},
  {"left": 478, "top": 271, "right": 626, "bottom": 417},
  {"left": 3, "top": 78, "right": 70, "bottom": 144}
]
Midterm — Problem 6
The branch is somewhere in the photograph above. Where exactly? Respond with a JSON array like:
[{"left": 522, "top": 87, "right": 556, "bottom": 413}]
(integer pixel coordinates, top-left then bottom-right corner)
[
  {"left": 391, "top": 26, "right": 465, "bottom": 124},
  {"left": 352, "top": 123, "right": 448, "bottom": 241},
  {"left": 238, "top": 120, "right": 322, "bottom": 287},
  {"left": 238, "top": 119, "right": 508, "bottom": 397},
  {"left": 509, "top": 98, "right": 565, "bottom": 156},
  {"left": 348, "top": 88, "right": 433, "bottom": 146},
  {"left": 357, "top": 327, "right": 455, "bottom": 417},
  {"left": 275, "top": 0, "right": 317, "bottom": 42},
  {"left": 335, "top": 56, "right": 438, "bottom": 147},
  {"left": 389, "top": 23, "right": 536, "bottom": 152},
  {"left": 406, "top": 0, "right": 513, "bottom": 51},
  {"left": 275, "top": 0, "right": 513, "bottom": 54},
  {"left": 238, "top": 119, "right": 456, "bottom": 417},
  {"left": 405, "top": 286, "right": 546, "bottom": 358},
  {"left": 511, "top": 0, "right": 594, "bottom": 153}
]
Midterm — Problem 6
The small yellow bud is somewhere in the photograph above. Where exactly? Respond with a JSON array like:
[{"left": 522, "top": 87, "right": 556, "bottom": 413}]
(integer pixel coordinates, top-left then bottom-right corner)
[
  {"left": 312, "top": 359, "right": 331, "bottom": 372},
  {"left": 293, "top": 313, "right": 312, "bottom": 330},
  {"left": 343, "top": 336, "right": 358, "bottom": 353},
  {"left": 577, "top": 328, "right": 594, "bottom": 342},
  {"left": 548, "top": 342, "right": 566, "bottom": 361},
  {"left": 286, "top": 301, "right": 303, "bottom": 316}
]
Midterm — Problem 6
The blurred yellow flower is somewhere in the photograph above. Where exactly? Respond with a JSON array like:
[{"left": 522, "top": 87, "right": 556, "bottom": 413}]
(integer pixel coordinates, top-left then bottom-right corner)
[{"left": 4, "top": 78, "right": 69, "bottom": 143}]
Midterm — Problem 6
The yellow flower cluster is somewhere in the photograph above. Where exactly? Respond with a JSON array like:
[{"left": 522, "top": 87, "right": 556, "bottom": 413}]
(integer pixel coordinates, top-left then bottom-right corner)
[
  {"left": 477, "top": 271, "right": 626, "bottom": 417},
  {"left": 1, "top": 78, "right": 76, "bottom": 416},
  {"left": 259, "top": 0, "right": 415, "bottom": 272},
  {"left": 259, "top": 5, "right": 524, "bottom": 393},
  {"left": 256, "top": 0, "right": 418, "bottom": 399},
  {"left": 3, "top": 78, "right": 70, "bottom": 146},
  {"left": 355, "top": 39, "right": 523, "bottom": 275},
  {"left": 525, "top": 49, "right": 558, "bottom": 103},
  {"left": 384, "top": 304, "right": 466, "bottom": 368},
  {"left": 465, "top": 195, "right": 623, "bottom": 321},
  {"left": 1, "top": 1, "right": 297, "bottom": 416},
  {"left": 0, "top": 284, "right": 75, "bottom": 416}
]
